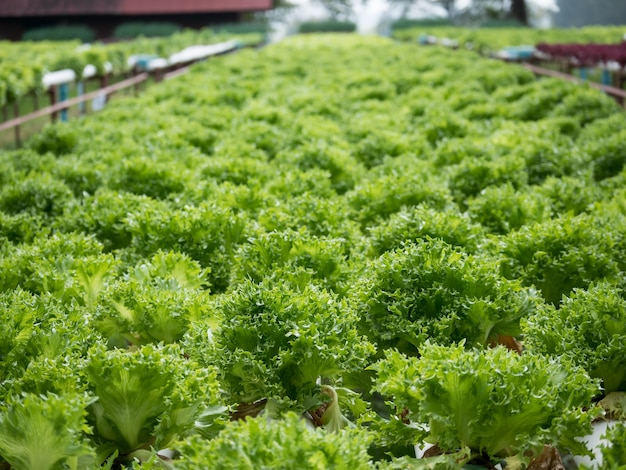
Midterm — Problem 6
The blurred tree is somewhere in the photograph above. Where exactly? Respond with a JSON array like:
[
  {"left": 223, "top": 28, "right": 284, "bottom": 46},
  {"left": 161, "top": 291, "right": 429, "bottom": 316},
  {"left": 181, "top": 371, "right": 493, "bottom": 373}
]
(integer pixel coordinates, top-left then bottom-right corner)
[
  {"left": 261, "top": 0, "right": 296, "bottom": 20},
  {"left": 554, "top": 0, "right": 626, "bottom": 27},
  {"left": 309, "top": 0, "right": 530, "bottom": 24},
  {"left": 426, "top": 0, "right": 456, "bottom": 17},
  {"left": 315, "top": 0, "right": 362, "bottom": 19},
  {"left": 510, "top": 0, "right": 528, "bottom": 24},
  {"left": 386, "top": 0, "right": 528, "bottom": 24},
  {"left": 386, "top": 0, "right": 459, "bottom": 19}
]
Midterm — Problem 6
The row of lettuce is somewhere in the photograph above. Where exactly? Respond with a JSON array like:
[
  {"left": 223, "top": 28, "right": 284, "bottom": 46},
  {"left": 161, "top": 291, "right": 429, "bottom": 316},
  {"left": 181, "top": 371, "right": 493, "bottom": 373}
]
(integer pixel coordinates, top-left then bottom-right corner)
[
  {"left": 5, "top": 23, "right": 626, "bottom": 109},
  {"left": 392, "top": 25, "right": 626, "bottom": 54},
  {"left": 1, "top": 34, "right": 626, "bottom": 469},
  {"left": 0, "top": 28, "right": 264, "bottom": 107}
]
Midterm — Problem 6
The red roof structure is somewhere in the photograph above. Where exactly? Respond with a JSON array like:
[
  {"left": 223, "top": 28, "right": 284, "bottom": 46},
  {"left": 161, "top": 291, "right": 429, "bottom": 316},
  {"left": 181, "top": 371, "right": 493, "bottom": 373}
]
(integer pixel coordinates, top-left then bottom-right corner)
[
  {"left": 0, "top": 0, "right": 272, "bottom": 16},
  {"left": 0, "top": 0, "right": 272, "bottom": 40}
]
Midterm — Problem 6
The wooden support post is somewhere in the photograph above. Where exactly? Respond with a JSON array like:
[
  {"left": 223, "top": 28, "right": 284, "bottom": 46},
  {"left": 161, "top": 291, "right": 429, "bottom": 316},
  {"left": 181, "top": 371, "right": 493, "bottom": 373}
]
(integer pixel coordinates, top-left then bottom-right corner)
[
  {"left": 49, "top": 86, "right": 58, "bottom": 122},
  {"left": 564, "top": 61, "right": 572, "bottom": 75},
  {"left": 59, "top": 83, "right": 69, "bottom": 122}
]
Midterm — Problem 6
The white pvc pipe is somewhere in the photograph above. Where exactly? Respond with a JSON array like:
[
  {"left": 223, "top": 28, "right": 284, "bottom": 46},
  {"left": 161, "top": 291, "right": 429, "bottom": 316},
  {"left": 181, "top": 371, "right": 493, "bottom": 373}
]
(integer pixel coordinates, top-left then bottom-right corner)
[
  {"left": 83, "top": 64, "right": 97, "bottom": 79},
  {"left": 573, "top": 420, "right": 619, "bottom": 469},
  {"left": 168, "top": 40, "right": 239, "bottom": 65},
  {"left": 42, "top": 69, "right": 76, "bottom": 89},
  {"left": 43, "top": 40, "right": 238, "bottom": 91},
  {"left": 82, "top": 61, "right": 114, "bottom": 80},
  {"left": 147, "top": 58, "right": 169, "bottom": 71}
]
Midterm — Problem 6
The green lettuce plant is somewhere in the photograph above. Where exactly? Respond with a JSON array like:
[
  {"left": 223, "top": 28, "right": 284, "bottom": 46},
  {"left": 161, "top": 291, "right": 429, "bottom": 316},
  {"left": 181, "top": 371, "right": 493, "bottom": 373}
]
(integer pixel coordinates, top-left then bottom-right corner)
[
  {"left": 95, "top": 280, "right": 209, "bottom": 347},
  {"left": 231, "top": 229, "right": 350, "bottom": 293},
  {"left": 587, "top": 129, "right": 626, "bottom": 182},
  {"left": 83, "top": 344, "right": 220, "bottom": 464},
  {"left": 354, "top": 238, "right": 538, "bottom": 354},
  {"left": 447, "top": 154, "right": 528, "bottom": 204},
  {"left": 550, "top": 87, "right": 621, "bottom": 126},
  {"left": 536, "top": 175, "right": 603, "bottom": 217},
  {"left": 93, "top": 251, "right": 210, "bottom": 347},
  {"left": 373, "top": 344, "right": 601, "bottom": 468},
  {"left": 0, "top": 173, "right": 74, "bottom": 218},
  {"left": 274, "top": 141, "right": 363, "bottom": 194},
  {"left": 0, "top": 233, "right": 109, "bottom": 300},
  {"left": 174, "top": 412, "right": 374, "bottom": 469},
  {"left": 107, "top": 155, "right": 189, "bottom": 200},
  {"left": 0, "top": 211, "right": 51, "bottom": 244},
  {"left": 187, "top": 279, "right": 374, "bottom": 413},
  {"left": 507, "top": 78, "right": 573, "bottom": 121},
  {"left": 366, "top": 204, "right": 485, "bottom": 256},
  {"left": 200, "top": 155, "right": 271, "bottom": 186},
  {"left": 258, "top": 192, "right": 360, "bottom": 241},
  {"left": 498, "top": 213, "right": 620, "bottom": 305},
  {"left": 60, "top": 190, "right": 165, "bottom": 252},
  {"left": 467, "top": 183, "right": 551, "bottom": 234},
  {"left": 0, "top": 392, "right": 94, "bottom": 470},
  {"left": 0, "top": 289, "right": 39, "bottom": 386},
  {"left": 347, "top": 157, "right": 452, "bottom": 227},
  {"left": 523, "top": 281, "right": 626, "bottom": 394},
  {"left": 0, "top": 292, "right": 100, "bottom": 400},
  {"left": 124, "top": 201, "right": 248, "bottom": 293},
  {"left": 30, "top": 124, "right": 79, "bottom": 156}
]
